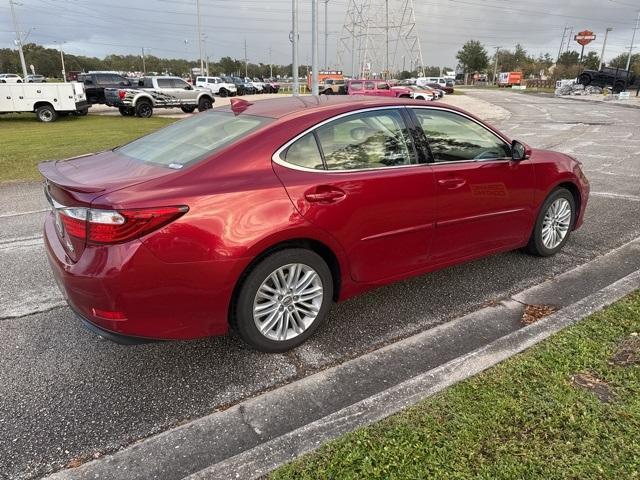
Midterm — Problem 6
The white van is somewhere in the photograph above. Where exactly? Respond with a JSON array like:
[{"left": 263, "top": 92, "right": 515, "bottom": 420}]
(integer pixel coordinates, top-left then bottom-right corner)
[
  {"left": 0, "top": 82, "right": 88, "bottom": 122},
  {"left": 195, "top": 76, "right": 237, "bottom": 97},
  {"left": 416, "top": 77, "right": 447, "bottom": 87}
]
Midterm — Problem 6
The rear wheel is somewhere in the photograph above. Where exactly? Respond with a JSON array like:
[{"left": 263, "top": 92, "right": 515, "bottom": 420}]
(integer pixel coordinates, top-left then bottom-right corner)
[
  {"left": 198, "top": 96, "right": 213, "bottom": 111},
  {"left": 578, "top": 73, "right": 591, "bottom": 86},
  {"left": 75, "top": 108, "right": 89, "bottom": 116},
  {"left": 219, "top": 88, "right": 228, "bottom": 97},
  {"left": 613, "top": 81, "right": 626, "bottom": 94},
  {"left": 526, "top": 188, "right": 575, "bottom": 257},
  {"left": 135, "top": 100, "right": 153, "bottom": 118},
  {"left": 180, "top": 105, "right": 197, "bottom": 113},
  {"left": 119, "top": 107, "right": 134, "bottom": 116},
  {"left": 36, "top": 105, "right": 57, "bottom": 122},
  {"left": 234, "top": 249, "right": 333, "bottom": 352}
]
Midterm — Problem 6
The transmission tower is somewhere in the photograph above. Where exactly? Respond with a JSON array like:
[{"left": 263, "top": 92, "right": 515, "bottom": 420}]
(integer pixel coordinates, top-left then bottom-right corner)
[{"left": 338, "top": 0, "right": 424, "bottom": 79}]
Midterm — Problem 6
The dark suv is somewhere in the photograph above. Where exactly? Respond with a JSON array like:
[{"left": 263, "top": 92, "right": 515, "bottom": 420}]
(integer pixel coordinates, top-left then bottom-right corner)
[{"left": 78, "top": 72, "right": 134, "bottom": 104}]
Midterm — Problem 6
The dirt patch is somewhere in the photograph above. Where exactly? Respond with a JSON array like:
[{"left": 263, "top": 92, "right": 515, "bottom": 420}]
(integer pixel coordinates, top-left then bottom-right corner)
[
  {"left": 521, "top": 304, "right": 556, "bottom": 325},
  {"left": 609, "top": 333, "right": 640, "bottom": 367},
  {"left": 571, "top": 372, "right": 616, "bottom": 403}
]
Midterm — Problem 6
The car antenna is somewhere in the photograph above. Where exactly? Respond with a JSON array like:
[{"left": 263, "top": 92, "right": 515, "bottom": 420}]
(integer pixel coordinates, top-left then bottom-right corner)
[{"left": 230, "top": 97, "right": 253, "bottom": 115}]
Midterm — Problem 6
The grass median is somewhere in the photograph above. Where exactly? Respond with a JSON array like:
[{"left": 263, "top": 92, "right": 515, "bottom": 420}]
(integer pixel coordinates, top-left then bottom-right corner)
[
  {"left": 271, "top": 291, "right": 640, "bottom": 480},
  {"left": 0, "top": 114, "right": 176, "bottom": 183}
]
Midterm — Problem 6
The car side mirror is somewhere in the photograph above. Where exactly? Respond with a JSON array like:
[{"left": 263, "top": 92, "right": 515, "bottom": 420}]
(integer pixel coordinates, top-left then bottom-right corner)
[{"left": 512, "top": 140, "right": 531, "bottom": 161}]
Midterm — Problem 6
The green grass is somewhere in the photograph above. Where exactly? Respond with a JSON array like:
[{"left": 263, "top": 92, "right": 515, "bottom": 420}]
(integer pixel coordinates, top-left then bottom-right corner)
[
  {"left": 271, "top": 291, "right": 640, "bottom": 480},
  {"left": 0, "top": 114, "right": 176, "bottom": 182}
]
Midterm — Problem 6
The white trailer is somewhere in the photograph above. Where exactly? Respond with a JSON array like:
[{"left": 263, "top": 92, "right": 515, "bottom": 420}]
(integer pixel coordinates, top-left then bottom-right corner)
[{"left": 0, "top": 82, "right": 89, "bottom": 122}]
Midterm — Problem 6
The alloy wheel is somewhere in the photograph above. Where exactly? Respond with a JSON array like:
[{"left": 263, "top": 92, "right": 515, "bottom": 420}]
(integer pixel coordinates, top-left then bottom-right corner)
[
  {"left": 541, "top": 198, "right": 571, "bottom": 249},
  {"left": 253, "top": 263, "right": 323, "bottom": 342}
]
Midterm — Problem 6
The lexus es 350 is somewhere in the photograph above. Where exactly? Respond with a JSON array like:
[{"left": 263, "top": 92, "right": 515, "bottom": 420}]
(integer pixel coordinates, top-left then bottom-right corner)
[{"left": 40, "top": 96, "right": 589, "bottom": 352}]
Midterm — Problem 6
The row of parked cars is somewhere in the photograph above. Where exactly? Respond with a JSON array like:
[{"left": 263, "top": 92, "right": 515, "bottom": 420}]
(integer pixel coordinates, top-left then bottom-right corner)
[
  {"left": 0, "top": 73, "right": 47, "bottom": 83},
  {"left": 318, "top": 77, "right": 453, "bottom": 101}
]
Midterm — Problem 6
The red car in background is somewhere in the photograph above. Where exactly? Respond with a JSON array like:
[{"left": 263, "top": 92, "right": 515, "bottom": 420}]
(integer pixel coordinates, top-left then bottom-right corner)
[
  {"left": 347, "top": 79, "right": 412, "bottom": 97},
  {"left": 40, "top": 96, "right": 589, "bottom": 352}
]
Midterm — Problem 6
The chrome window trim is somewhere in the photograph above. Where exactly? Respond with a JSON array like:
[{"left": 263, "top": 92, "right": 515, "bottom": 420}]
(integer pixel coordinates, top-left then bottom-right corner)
[
  {"left": 272, "top": 106, "right": 426, "bottom": 174},
  {"left": 409, "top": 105, "right": 513, "bottom": 164}
]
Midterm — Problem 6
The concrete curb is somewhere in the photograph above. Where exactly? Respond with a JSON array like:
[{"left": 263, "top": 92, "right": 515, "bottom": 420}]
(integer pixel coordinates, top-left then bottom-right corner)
[{"left": 190, "top": 269, "right": 640, "bottom": 480}]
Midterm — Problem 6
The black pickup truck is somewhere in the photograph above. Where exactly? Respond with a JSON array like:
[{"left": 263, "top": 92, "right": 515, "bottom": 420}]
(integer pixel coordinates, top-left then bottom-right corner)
[
  {"left": 578, "top": 67, "right": 638, "bottom": 93},
  {"left": 78, "top": 72, "right": 134, "bottom": 104}
]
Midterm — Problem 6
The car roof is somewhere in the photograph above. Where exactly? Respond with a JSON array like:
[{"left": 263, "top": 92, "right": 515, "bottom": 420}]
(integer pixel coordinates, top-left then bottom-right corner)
[{"left": 216, "top": 95, "right": 470, "bottom": 120}]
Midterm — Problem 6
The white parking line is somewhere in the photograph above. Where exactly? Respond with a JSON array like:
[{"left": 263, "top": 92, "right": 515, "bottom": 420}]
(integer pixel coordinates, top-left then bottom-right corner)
[{"left": 0, "top": 208, "right": 48, "bottom": 219}]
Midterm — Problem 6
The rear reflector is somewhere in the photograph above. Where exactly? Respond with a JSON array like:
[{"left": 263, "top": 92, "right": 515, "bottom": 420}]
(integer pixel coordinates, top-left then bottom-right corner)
[
  {"left": 118, "top": 90, "right": 126, "bottom": 100},
  {"left": 91, "top": 308, "right": 127, "bottom": 321},
  {"left": 58, "top": 206, "right": 188, "bottom": 244}
]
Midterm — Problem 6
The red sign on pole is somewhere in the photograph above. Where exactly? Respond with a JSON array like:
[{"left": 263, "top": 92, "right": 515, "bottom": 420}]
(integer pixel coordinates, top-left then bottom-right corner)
[{"left": 575, "top": 30, "right": 596, "bottom": 46}]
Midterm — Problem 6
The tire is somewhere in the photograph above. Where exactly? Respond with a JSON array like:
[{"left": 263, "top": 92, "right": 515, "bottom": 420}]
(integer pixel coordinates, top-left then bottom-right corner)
[
  {"left": 219, "top": 88, "right": 228, "bottom": 97},
  {"left": 119, "top": 106, "right": 134, "bottom": 116},
  {"left": 135, "top": 100, "right": 153, "bottom": 118},
  {"left": 75, "top": 108, "right": 89, "bottom": 116},
  {"left": 36, "top": 105, "right": 57, "bottom": 123},
  {"left": 613, "top": 81, "right": 625, "bottom": 94},
  {"left": 17, "top": 80, "right": 22, "bottom": 83},
  {"left": 197, "top": 96, "right": 213, "bottom": 112},
  {"left": 181, "top": 105, "right": 197, "bottom": 113},
  {"left": 526, "top": 188, "right": 575, "bottom": 257},
  {"left": 578, "top": 73, "right": 591, "bottom": 86},
  {"left": 323, "top": 89, "right": 333, "bottom": 95},
  {"left": 234, "top": 248, "right": 333, "bottom": 352}
]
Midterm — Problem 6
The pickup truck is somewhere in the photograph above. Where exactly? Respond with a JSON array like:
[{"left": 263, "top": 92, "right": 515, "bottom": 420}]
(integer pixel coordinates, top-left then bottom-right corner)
[
  {"left": 347, "top": 80, "right": 412, "bottom": 98},
  {"left": 78, "top": 72, "right": 134, "bottom": 104},
  {"left": 105, "top": 76, "right": 214, "bottom": 117},
  {"left": 578, "top": 67, "right": 638, "bottom": 93},
  {"left": 0, "top": 82, "right": 88, "bottom": 122}
]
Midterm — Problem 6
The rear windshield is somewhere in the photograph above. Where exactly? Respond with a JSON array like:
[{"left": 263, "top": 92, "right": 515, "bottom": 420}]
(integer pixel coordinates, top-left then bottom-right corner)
[{"left": 116, "top": 111, "right": 272, "bottom": 168}]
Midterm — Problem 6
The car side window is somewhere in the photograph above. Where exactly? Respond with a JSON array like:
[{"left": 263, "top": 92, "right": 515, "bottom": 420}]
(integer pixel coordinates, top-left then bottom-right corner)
[
  {"left": 172, "top": 79, "right": 190, "bottom": 89},
  {"left": 377, "top": 82, "right": 390, "bottom": 90},
  {"left": 157, "top": 78, "right": 173, "bottom": 88},
  {"left": 350, "top": 81, "right": 362, "bottom": 91},
  {"left": 316, "top": 109, "right": 416, "bottom": 170},
  {"left": 412, "top": 109, "right": 511, "bottom": 162},
  {"left": 284, "top": 133, "right": 324, "bottom": 170},
  {"left": 364, "top": 81, "right": 375, "bottom": 90}
]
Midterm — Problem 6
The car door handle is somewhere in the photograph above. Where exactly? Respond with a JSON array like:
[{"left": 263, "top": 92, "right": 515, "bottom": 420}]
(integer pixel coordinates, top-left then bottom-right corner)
[
  {"left": 304, "top": 187, "right": 346, "bottom": 204},
  {"left": 437, "top": 178, "right": 467, "bottom": 189}
]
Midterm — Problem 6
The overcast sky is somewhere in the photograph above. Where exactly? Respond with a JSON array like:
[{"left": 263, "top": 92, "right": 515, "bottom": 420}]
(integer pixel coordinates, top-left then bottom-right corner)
[{"left": 1, "top": 0, "right": 638, "bottom": 73}]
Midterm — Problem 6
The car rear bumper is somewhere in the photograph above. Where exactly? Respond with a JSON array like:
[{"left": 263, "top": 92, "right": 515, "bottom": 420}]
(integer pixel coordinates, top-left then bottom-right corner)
[{"left": 44, "top": 213, "right": 239, "bottom": 341}]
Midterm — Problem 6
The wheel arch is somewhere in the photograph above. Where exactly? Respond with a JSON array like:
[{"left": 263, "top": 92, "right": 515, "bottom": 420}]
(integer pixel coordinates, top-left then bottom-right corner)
[
  {"left": 33, "top": 101, "right": 54, "bottom": 112},
  {"left": 133, "top": 94, "right": 153, "bottom": 106},
  {"left": 228, "top": 237, "right": 343, "bottom": 327},
  {"left": 555, "top": 181, "right": 582, "bottom": 227}
]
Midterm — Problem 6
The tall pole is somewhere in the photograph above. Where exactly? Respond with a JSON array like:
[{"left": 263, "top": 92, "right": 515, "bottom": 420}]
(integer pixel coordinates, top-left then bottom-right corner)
[
  {"left": 141, "top": 47, "right": 146, "bottom": 74},
  {"left": 244, "top": 39, "right": 248, "bottom": 77},
  {"left": 312, "top": 0, "right": 319, "bottom": 95},
  {"left": 291, "top": 0, "right": 299, "bottom": 95},
  {"left": 385, "top": 0, "right": 389, "bottom": 79},
  {"left": 196, "top": 0, "right": 204, "bottom": 74},
  {"left": 557, "top": 26, "right": 569, "bottom": 63},
  {"left": 269, "top": 47, "right": 273, "bottom": 78},
  {"left": 625, "top": 10, "right": 640, "bottom": 71},
  {"left": 565, "top": 27, "right": 573, "bottom": 53},
  {"left": 9, "top": 0, "right": 28, "bottom": 80},
  {"left": 599, "top": 27, "right": 612, "bottom": 70},
  {"left": 324, "top": 0, "right": 329, "bottom": 70},
  {"left": 493, "top": 46, "right": 501, "bottom": 85},
  {"left": 202, "top": 34, "right": 208, "bottom": 75}
]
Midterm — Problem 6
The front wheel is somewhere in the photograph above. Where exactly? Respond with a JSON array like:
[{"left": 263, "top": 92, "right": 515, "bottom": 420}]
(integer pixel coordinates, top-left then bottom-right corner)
[
  {"left": 526, "top": 188, "right": 575, "bottom": 256},
  {"left": 181, "top": 105, "right": 197, "bottom": 113},
  {"left": 234, "top": 249, "right": 333, "bottom": 352},
  {"left": 198, "top": 96, "right": 213, "bottom": 111}
]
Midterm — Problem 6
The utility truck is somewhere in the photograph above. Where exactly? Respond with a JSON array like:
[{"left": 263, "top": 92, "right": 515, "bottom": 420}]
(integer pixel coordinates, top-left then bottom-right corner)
[{"left": 0, "top": 82, "right": 88, "bottom": 122}]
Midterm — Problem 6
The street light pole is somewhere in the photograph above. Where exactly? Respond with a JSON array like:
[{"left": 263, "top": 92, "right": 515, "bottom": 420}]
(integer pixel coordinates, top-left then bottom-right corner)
[
  {"left": 56, "top": 41, "right": 66, "bottom": 82},
  {"left": 291, "top": 0, "right": 299, "bottom": 95},
  {"left": 599, "top": 27, "right": 612, "bottom": 71},
  {"left": 493, "top": 46, "right": 501, "bottom": 85},
  {"left": 312, "top": 0, "right": 319, "bottom": 95},
  {"left": 625, "top": 10, "right": 640, "bottom": 71},
  {"left": 141, "top": 47, "right": 146, "bottom": 74},
  {"left": 196, "top": 0, "right": 204, "bottom": 74},
  {"left": 385, "top": 0, "right": 389, "bottom": 79},
  {"left": 324, "top": 0, "right": 329, "bottom": 70},
  {"left": 8, "top": 0, "right": 28, "bottom": 80}
]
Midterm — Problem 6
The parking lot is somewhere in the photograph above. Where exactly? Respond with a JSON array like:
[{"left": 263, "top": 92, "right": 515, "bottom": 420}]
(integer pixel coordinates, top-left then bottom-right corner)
[{"left": 1, "top": 90, "right": 640, "bottom": 479}]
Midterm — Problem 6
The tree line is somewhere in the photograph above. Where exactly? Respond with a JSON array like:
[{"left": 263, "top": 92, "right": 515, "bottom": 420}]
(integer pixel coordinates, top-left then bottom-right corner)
[
  {"left": 0, "top": 43, "right": 299, "bottom": 79},
  {"left": 456, "top": 40, "right": 640, "bottom": 81}
]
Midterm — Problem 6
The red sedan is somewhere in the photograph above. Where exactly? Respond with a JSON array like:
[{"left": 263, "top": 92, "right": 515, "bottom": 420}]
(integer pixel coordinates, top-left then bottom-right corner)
[{"left": 40, "top": 96, "right": 589, "bottom": 352}]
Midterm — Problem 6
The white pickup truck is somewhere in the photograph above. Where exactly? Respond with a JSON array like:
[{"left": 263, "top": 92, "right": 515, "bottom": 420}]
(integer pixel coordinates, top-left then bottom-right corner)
[
  {"left": 105, "top": 76, "right": 214, "bottom": 117},
  {"left": 0, "top": 82, "right": 89, "bottom": 122},
  {"left": 195, "top": 76, "right": 237, "bottom": 97}
]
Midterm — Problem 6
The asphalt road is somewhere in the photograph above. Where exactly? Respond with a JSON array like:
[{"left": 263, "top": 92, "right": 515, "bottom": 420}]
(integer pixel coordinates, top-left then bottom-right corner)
[{"left": 1, "top": 90, "right": 640, "bottom": 480}]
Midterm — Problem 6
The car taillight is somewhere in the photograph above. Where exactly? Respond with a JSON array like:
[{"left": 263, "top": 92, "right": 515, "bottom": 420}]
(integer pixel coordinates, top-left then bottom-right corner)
[
  {"left": 58, "top": 206, "right": 188, "bottom": 244},
  {"left": 118, "top": 90, "right": 126, "bottom": 100}
]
